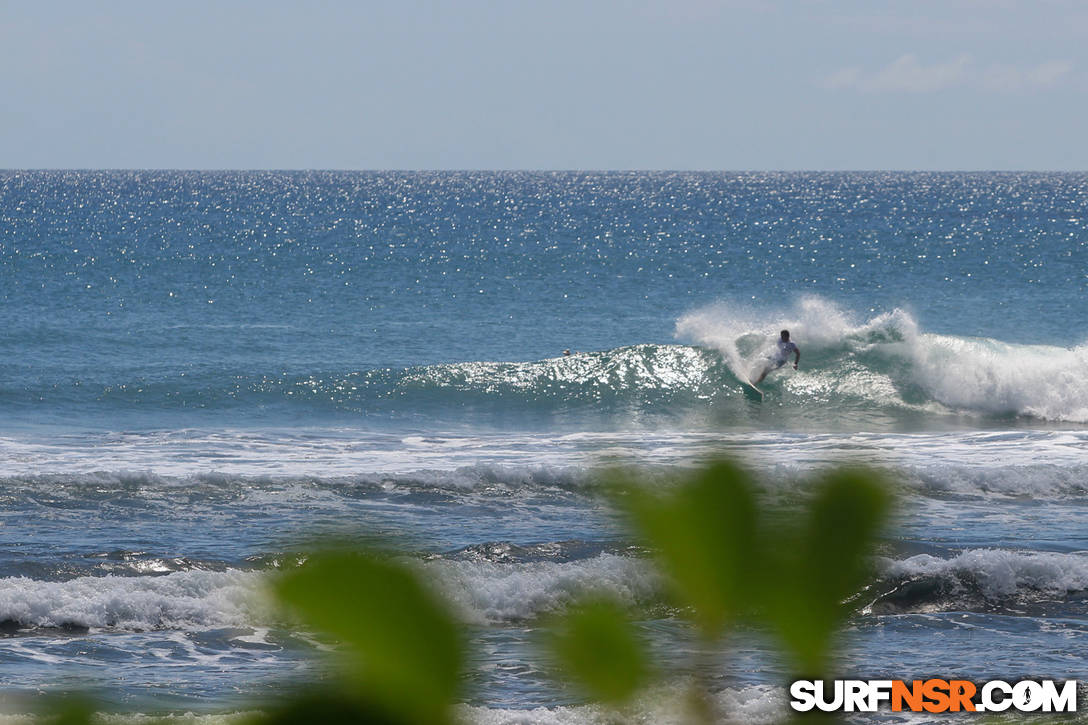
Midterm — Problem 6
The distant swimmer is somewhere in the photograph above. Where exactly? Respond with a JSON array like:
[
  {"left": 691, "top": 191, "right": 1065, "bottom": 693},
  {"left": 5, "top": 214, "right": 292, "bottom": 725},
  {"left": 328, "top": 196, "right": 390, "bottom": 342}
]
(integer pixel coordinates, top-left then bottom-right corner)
[{"left": 754, "top": 330, "right": 800, "bottom": 384}]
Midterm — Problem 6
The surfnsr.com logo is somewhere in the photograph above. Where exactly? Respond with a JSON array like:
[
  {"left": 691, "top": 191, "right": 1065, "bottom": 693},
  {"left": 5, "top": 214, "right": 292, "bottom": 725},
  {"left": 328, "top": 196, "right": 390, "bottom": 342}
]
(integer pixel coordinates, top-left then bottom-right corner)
[{"left": 790, "top": 679, "right": 1077, "bottom": 713}]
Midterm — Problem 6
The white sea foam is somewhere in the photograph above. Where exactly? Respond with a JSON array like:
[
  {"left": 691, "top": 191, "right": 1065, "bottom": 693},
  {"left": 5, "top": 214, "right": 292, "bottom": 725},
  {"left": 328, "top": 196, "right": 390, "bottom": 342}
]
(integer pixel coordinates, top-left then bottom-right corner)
[
  {"left": 1, "top": 429, "right": 1086, "bottom": 503},
  {"left": 881, "top": 549, "right": 1088, "bottom": 599},
  {"left": 907, "top": 334, "right": 1088, "bottom": 422},
  {"left": 427, "top": 553, "right": 659, "bottom": 625},
  {"left": 0, "top": 715, "right": 259, "bottom": 725},
  {"left": 906, "top": 462, "right": 1088, "bottom": 498},
  {"left": 677, "top": 295, "right": 1088, "bottom": 422},
  {"left": 460, "top": 684, "right": 785, "bottom": 725},
  {"left": 0, "top": 569, "right": 269, "bottom": 631},
  {"left": 0, "top": 553, "right": 658, "bottom": 632},
  {"left": 0, "top": 688, "right": 785, "bottom": 725}
]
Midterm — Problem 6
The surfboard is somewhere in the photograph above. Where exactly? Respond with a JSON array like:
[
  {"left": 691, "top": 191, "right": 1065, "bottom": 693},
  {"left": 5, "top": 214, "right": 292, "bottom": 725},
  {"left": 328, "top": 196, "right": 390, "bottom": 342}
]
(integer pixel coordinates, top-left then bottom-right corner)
[{"left": 742, "top": 379, "right": 764, "bottom": 401}]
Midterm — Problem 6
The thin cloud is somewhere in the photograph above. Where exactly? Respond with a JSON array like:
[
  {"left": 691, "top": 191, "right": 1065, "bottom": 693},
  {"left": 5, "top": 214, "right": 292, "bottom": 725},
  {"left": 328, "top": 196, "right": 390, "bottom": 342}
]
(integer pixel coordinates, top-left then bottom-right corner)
[
  {"left": 820, "top": 54, "right": 1073, "bottom": 93},
  {"left": 981, "top": 60, "right": 1074, "bottom": 91}
]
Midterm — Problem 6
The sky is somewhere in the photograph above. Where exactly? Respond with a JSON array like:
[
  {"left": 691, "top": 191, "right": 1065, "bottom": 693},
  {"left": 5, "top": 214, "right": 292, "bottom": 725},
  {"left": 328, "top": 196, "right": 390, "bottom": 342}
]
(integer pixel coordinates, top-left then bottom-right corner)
[{"left": 2, "top": 0, "right": 1086, "bottom": 170}]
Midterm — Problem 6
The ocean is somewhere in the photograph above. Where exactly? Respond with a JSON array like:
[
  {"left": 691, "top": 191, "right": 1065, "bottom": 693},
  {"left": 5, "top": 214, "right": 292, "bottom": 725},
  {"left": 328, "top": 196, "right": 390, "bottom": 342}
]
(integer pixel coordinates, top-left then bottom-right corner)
[{"left": 0, "top": 170, "right": 1085, "bottom": 722}]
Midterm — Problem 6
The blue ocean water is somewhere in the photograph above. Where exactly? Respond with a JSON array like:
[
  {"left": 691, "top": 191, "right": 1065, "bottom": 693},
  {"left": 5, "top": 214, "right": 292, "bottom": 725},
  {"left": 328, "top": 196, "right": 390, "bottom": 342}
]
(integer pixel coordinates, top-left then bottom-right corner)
[{"left": 0, "top": 171, "right": 1086, "bottom": 721}]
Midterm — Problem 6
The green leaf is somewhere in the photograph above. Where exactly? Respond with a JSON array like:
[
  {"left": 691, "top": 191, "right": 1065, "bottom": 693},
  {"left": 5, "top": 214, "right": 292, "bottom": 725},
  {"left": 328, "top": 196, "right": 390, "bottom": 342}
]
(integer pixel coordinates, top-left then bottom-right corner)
[
  {"left": 545, "top": 598, "right": 650, "bottom": 705},
  {"left": 766, "top": 469, "right": 891, "bottom": 675},
  {"left": 38, "top": 694, "right": 97, "bottom": 725},
  {"left": 246, "top": 688, "right": 412, "bottom": 725},
  {"left": 275, "top": 550, "right": 463, "bottom": 725},
  {"left": 617, "top": 460, "right": 761, "bottom": 638}
]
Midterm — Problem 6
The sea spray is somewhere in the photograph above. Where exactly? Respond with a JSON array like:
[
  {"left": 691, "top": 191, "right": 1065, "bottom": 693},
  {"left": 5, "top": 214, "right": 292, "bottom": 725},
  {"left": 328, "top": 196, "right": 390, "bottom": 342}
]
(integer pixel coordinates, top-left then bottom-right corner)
[{"left": 676, "top": 296, "right": 1088, "bottom": 422}]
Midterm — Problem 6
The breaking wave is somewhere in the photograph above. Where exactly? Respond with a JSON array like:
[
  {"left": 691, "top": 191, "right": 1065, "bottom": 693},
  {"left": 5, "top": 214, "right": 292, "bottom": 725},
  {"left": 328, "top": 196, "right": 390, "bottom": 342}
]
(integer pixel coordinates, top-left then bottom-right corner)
[
  {"left": 677, "top": 296, "right": 1088, "bottom": 424},
  {"left": 4, "top": 297, "right": 1085, "bottom": 428},
  {"left": 0, "top": 551, "right": 659, "bottom": 633},
  {"left": 426, "top": 551, "right": 660, "bottom": 625},
  {"left": 0, "top": 569, "right": 267, "bottom": 633},
  {"left": 868, "top": 549, "right": 1088, "bottom": 615}
]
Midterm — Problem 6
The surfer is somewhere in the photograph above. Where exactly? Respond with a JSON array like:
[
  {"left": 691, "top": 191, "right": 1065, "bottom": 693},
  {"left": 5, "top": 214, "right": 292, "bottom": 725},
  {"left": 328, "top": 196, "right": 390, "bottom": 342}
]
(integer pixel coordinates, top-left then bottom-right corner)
[{"left": 754, "top": 330, "right": 800, "bottom": 384}]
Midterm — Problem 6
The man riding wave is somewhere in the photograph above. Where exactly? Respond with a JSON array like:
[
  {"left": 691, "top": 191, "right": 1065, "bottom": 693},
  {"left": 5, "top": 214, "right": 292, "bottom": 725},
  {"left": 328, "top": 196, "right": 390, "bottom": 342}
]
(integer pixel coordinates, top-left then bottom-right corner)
[{"left": 754, "top": 329, "right": 800, "bottom": 384}]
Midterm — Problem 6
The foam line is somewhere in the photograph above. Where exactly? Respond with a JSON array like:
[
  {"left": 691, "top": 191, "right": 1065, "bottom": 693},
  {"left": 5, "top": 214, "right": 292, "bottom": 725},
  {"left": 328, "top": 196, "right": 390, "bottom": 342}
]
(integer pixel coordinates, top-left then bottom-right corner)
[{"left": 0, "top": 569, "right": 267, "bottom": 632}]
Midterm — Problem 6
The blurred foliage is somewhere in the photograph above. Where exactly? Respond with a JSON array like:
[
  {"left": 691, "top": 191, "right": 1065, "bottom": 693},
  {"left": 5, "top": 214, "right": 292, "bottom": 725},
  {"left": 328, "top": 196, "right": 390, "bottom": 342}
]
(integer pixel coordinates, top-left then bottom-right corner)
[
  {"left": 613, "top": 462, "right": 891, "bottom": 678},
  {"left": 267, "top": 548, "right": 464, "bottom": 725},
  {"left": 542, "top": 596, "right": 652, "bottom": 706},
  {"left": 763, "top": 469, "right": 892, "bottom": 675},
  {"left": 36, "top": 694, "right": 98, "bottom": 725},
  {"left": 32, "top": 459, "right": 892, "bottom": 724},
  {"left": 617, "top": 459, "right": 761, "bottom": 639}
]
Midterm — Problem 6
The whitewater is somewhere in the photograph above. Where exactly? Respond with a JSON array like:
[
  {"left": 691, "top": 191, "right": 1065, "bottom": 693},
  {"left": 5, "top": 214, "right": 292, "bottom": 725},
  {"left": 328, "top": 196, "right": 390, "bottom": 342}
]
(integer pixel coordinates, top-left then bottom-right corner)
[{"left": 0, "top": 170, "right": 1086, "bottom": 722}]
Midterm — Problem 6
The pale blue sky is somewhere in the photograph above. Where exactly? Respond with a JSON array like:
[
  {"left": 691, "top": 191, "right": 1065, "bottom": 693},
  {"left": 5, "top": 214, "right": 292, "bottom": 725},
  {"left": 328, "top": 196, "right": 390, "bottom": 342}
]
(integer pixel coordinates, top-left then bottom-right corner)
[{"left": 2, "top": 0, "right": 1086, "bottom": 169}]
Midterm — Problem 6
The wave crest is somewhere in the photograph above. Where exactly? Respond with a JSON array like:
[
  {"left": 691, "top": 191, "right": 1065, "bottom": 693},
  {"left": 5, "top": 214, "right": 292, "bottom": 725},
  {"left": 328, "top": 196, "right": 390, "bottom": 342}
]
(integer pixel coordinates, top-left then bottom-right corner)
[
  {"left": 677, "top": 296, "right": 1088, "bottom": 423},
  {"left": 6, "top": 297, "right": 1085, "bottom": 426},
  {"left": 868, "top": 549, "right": 1088, "bottom": 615},
  {"left": 0, "top": 570, "right": 267, "bottom": 632}
]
